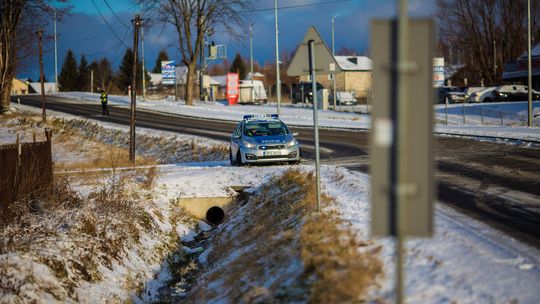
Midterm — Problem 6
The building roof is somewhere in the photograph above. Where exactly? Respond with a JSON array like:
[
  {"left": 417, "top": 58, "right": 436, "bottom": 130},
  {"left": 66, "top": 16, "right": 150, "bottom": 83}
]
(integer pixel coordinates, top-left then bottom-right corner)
[
  {"left": 209, "top": 75, "right": 227, "bottom": 86},
  {"left": 518, "top": 43, "right": 540, "bottom": 60},
  {"left": 335, "top": 56, "right": 372, "bottom": 71},
  {"left": 247, "top": 72, "right": 265, "bottom": 78},
  {"left": 29, "top": 82, "right": 56, "bottom": 94}
]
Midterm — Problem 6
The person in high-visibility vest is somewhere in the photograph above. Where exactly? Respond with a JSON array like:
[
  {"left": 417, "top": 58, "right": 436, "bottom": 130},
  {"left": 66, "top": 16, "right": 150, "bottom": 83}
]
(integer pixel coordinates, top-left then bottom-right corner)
[{"left": 100, "top": 90, "right": 109, "bottom": 115}]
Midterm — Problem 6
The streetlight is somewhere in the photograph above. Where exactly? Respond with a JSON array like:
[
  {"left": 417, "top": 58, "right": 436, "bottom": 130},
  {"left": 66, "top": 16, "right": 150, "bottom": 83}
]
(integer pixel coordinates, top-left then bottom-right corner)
[
  {"left": 53, "top": 7, "right": 58, "bottom": 93},
  {"left": 250, "top": 22, "right": 255, "bottom": 104},
  {"left": 274, "top": 0, "right": 281, "bottom": 114},
  {"left": 527, "top": 0, "right": 533, "bottom": 127},
  {"left": 332, "top": 15, "right": 337, "bottom": 110}
]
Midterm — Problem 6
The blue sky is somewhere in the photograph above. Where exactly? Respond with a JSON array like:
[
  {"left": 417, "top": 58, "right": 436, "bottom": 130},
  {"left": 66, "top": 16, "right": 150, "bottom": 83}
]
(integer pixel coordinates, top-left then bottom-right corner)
[{"left": 18, "top": 0, "right": 437, "bottom": 80}]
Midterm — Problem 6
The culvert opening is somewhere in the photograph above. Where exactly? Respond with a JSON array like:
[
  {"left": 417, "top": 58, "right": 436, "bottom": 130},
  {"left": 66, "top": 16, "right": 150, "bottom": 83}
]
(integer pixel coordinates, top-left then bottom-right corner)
[{"left": 206, "top": 206, "right": 225, "bottom": 225}]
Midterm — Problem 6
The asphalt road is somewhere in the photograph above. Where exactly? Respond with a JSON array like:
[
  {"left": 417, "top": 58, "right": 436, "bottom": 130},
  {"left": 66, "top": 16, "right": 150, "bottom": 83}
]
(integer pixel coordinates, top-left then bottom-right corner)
[{"left": 14, "top": 95, "right": 540, "bottom": 248}]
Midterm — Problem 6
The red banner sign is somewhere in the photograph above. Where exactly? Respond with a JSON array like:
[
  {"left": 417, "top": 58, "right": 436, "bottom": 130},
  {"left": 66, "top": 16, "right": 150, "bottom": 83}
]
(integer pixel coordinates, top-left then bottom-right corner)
[{"left": 226, "top": 73, "right": 239, "bottom": 105}]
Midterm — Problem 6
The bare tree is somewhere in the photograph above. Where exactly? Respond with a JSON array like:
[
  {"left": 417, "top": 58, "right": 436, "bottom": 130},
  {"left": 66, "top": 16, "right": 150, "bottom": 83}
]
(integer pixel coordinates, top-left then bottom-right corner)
[
  {"left": 142, "top": 0, "right": 250, "bottom": 105},
  {"left": 0, "top": 1, "right": 66, "bottom": 112},
  {"left": 437, "top": 0, "right": 539, "bottom": 86}
]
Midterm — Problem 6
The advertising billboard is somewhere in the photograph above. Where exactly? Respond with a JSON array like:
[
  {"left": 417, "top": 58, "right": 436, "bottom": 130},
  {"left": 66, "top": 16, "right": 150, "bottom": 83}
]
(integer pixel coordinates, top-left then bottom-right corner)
[
  {"left": 433, "top": 57, "right": 445, "bottom": 87},
  {"left": 161, "top": 61, "right": 176, "bottom": 85},
  {"left": 226, "top": 73, "right": 239, "bottom": 105}
]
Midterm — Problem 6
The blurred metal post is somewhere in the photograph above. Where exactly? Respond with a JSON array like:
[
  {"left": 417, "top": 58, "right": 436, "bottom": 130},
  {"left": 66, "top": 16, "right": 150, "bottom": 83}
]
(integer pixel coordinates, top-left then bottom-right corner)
[
  {"left": 90, "top": 69, "right": 94, "bottom": 93},
  {"left": 332, "top": 16, "right": 337, "bottom": 110},
  {"left": 274, "top": 0, "right": 281, "bottom": 114},
  {"left": 130, "top": 15, "right": 142, "bottom": 163},
  {"left": 37, "top": 29, "right": 46, "bottom": 123},
  {"left": 308, "top": 39, "right": 321, "bottom": 212},
  {"left": 527, "top": 0, "right": 533, "bottom": 127},
  {"left": 396, "top": 0, "right": 409, "bottom": 302}
]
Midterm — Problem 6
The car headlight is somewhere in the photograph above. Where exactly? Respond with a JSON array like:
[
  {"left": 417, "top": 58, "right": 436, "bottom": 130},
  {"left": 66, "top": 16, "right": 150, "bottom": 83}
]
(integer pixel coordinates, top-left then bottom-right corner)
[
  {"left": 286, "top": 139, "right": 298, "bottom": 147},
  {"left": 242, "top": 140, "right": 256, "bottom": 148}
]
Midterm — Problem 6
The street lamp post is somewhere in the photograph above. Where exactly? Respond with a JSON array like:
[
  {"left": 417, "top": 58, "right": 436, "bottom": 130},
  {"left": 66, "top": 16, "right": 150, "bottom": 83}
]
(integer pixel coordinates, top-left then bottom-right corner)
[
  {"left": 332, "top": 16, "right": 337, "bottom": 110},
  {"left": 54, "top": 7, "right": 58, "bottom": 93},
  {"left": 274, "top": 0, "right": 281, "bottom": 114},
  {"left": 250, "top": 22, "right": 255, "bottom": 104},
  {"left": 527, "top": 0, "right": 533, "bottom": 127}
]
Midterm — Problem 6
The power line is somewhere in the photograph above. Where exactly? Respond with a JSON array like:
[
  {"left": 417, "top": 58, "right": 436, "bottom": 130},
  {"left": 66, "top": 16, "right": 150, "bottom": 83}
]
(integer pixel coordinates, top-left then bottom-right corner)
[
  {"left": 102, "top": 0, "right": 130, "bottom": 28},
  {"left": 91, "top": 0, "right": 129, "bottom": 48},
  {"left": 243, "top": 0, "right": 352, "bottom": 13}
]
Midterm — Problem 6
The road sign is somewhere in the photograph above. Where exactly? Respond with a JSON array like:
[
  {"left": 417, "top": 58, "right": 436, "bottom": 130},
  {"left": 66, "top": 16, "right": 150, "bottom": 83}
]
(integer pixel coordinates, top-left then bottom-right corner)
[
  {"left": 287, "top": 26, "right": 341, "bottom": 76},
  {"left": 370, "top": 19, "right": 435, "bottom": 237},
  {"left": 161, "top": 61, "right": 176, "bottom": 85}
]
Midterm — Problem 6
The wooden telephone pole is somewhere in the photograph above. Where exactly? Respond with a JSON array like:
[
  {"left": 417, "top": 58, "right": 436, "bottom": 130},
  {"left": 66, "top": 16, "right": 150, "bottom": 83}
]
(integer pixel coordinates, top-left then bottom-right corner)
[
  {"left": 37, "top": 29, "right": 46, "bottom": 122},
  {"left": 129, "top": 15, "right": 142, "bottom": 163}
]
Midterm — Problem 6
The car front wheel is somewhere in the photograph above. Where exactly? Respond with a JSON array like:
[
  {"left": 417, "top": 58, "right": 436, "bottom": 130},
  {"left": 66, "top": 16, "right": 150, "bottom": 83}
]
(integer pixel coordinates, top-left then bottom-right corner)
[
  {"left": 236, "top": 150, "right": 243, "bottom": 166},
  {"left": 229, "top": 148, "right": 236, "bottom": 166}
]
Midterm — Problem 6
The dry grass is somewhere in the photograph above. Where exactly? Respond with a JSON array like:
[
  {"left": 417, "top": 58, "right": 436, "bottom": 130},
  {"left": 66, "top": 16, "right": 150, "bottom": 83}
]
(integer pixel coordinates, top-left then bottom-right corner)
[
  {"left": 0, "top": 166, "right": 161, "bottom": 302},
  {"left": 189, "top": 168, "right": 383, "bottom": 302}
]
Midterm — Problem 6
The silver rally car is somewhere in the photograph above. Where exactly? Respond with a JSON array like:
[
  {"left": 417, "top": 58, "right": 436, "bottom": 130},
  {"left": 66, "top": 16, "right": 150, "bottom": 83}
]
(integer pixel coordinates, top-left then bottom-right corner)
[{"left": 230, "top": 114, "right": 301, "bottom": 165}]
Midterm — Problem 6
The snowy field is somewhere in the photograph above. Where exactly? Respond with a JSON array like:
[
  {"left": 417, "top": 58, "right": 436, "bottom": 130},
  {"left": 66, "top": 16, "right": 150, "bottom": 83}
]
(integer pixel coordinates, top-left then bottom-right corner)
[{"left": 51, "top": 92, "right": 540, "bottom": 142}]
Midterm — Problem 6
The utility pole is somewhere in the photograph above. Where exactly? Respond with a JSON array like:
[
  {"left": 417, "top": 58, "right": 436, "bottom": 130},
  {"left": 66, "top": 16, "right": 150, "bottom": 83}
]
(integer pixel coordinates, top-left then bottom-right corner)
[
  {"left": 38, "top": 29, "right": 46, "bottom": 122},
  {"left": 90, "top": 69, "right": 94, "bottom": 93},
  {"left": 527, "top": 0, "right": 533, "bottom": 127},
  {"left": 274, "top": 0, "right": 281, "bottom": 114},
  {"left": 54, "top": 7, "right": 58, "bottom": 93},
  {"left": 250, "top": 22, "right": 255, "bottom": 104},
  {"left": 332, "top": 16, "right": 337, "bottom": 110},
  {"left": 130, "top": 15, "right": 142, "bottom": 163}
]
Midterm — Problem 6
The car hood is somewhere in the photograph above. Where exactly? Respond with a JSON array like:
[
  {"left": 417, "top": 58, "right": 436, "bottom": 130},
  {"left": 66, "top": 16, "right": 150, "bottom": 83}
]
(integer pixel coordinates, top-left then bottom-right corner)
[{"left": 247, "top": 134, "right": 294, "bottom": 145}]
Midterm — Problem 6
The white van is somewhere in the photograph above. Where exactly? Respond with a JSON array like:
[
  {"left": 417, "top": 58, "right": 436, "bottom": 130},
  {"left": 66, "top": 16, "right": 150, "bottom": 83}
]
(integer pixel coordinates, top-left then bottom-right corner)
[{"left": 239, "top": 80, "right": 268, "bottom": 104}]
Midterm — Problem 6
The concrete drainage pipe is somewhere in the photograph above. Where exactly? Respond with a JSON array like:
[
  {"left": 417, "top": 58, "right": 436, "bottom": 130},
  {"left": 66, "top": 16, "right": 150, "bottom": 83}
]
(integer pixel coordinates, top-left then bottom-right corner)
[{"left": 206, "top": 206, "right": 225, "bottom": 225}]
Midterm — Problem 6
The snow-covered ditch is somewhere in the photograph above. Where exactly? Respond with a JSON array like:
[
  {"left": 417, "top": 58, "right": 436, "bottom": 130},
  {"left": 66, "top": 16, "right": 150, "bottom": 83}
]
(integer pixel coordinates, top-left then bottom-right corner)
[{"left": 2, "top": 110, "right": 539, "bottom": 303}]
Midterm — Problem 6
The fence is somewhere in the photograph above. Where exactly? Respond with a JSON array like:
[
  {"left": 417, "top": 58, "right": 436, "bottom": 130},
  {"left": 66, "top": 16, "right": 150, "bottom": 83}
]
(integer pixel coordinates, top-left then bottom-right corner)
[
  {"left": 0, "top": 129, "right": 53, "bottom": 221},
  {"left": 438, "top": 102, "right": 538, "bottom": 126}
]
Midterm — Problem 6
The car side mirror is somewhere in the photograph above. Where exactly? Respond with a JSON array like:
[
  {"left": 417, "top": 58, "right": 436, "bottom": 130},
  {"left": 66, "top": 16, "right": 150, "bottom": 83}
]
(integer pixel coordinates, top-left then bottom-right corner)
[{"left": 292, "top": 132, "right": 299, "bottom": 137}]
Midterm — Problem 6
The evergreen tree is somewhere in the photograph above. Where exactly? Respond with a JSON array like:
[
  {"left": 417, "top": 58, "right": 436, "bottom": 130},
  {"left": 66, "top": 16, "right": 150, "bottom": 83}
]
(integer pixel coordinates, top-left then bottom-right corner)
[
  {"left": 89, "top": 58, "right": 115, "bottom": 92},
  {"left": 77, "top": 55, "right": 90, "bottom": 91},
  {"left": 152, "top": 49, "right": 169, "bottom": 73},
  {"left": 58, "top": 49, "right": 78, "bottom": 91},
  {"left": 116, "top": 48, "right": 148, "bottom": 94},
  {"left": 229, "top": 53, "right": 247, "bottom": 80}
]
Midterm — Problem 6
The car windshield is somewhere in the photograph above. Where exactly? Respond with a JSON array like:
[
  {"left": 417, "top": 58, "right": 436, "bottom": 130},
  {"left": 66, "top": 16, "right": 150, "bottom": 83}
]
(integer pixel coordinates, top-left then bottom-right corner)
[{"left": 244, "top": 121, "right": 288, "bottom": 137}]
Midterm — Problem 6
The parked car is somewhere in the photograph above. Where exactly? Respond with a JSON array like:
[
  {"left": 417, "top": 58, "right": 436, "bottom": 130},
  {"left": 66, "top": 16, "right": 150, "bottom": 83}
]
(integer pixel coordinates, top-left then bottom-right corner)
[
  {"left": 486, "top": 85, "right": 540, "bottom": 102},
  {"left": 230, "top": 114, "right": 301, "bottom": 165},
  {"left": 329, "top": 91, "right": 358, "bottom": 106},
  {"left": 436, "top": 86, "right": 469, "bottom": 103},
  {"left": 292, "top": 81, "right": 324, "bottom": 103},
  {"left": 468, "top": 87, "right": 496, "bottom": 103},
  {"left": 463, "top": 87, "right": 486, "bottom": 96}
]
